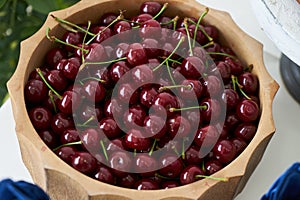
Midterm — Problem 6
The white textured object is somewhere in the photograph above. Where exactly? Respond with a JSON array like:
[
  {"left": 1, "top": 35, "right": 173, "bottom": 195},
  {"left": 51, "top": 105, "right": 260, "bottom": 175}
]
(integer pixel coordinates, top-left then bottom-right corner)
[{"left": 251, "top": 0, "right": 300, "bottom": 65}]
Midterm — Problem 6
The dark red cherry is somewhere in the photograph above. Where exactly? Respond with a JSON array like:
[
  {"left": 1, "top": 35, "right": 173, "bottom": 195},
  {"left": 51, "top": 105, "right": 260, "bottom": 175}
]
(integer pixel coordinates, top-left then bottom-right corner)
[
  {"left": 134, "top": 179, "right": 159, "bottom": 190},
  {"left": 194, "top": 125, "right": 219, "bottom": 151},
  {"left": 158, "top": 16, "right": 174, "bottom": 29},
  {"left": 55, "top": 146, "right": 77, "bottom": 164},
  {"left": 100, "top": 13, "right": 118, "bottom": 26},
  {"left": 152, "top": 92, "right": 178, "bottom": 116},
  {"left": 144, "top": 115, "right": 166, "bottom": 139},
  {"left": 58, "top": 90, "right": 81, "bottom": 114},
  {"left": 123, "top": 103, "right": 147, "bottom": 129},
  {"left": 200, "top": 98, "right": 222, "bottom": 123},
  {"left": 104, "top": 98, "right": 124, "bottom": 118},
  {"left": 109, "top": 61, "right": 130, "bottom": 83},
  {"left": 25, "top": 79, "right": 48, "bottom": 104},
  {"left": 180, "top": 165, "right": 205, "bottom": 185},
  {"left": 213, "top": 139, "right": 236, "bottom": 164},
  {"left": 140, "top": 85, "right": 159, "bottom": 108},
  {"left": 38, "top": 129, "right": 59, "bottom": 149},
  {"left": 140, "top": 19, "right": 161, "bottom": 39},
  {"left": 94, "top": 166, "right": 116, "bottom": 184},
  {"left": 114, "top": 42, "right": 129, "bottom": 58},
  {"left": 60, "top": 128, "right": 80, "bottom": 144},
  {"left": 46, "top": 47, "right": 67, "bottom": 67},
  {"left": 78, "top": 104, "right": 103, "bottom": 123},
  {"left": 180, "top": 56, "right": 205, "bottom": 79},
  {"left": 184, "top": 145, "right": 202, "bottom": 165},
  {"left": 203, "top": 75, "right": 223, "bottom": 97},
  {"left": 62, "top": 31, "right": 83, "bottom": 52},
  {"left": 123, "top": 129, "right": 151, "bottom": 151},
  {"left": 141, "top": 38, "right": 160, "bottom": 58},
  {"left": 29, "top": 107, "right": 52, "bottom": 130},
  {"left": 62, "top": 57, "right": 81, "bottom": 81},
  {"left": 85, "top": 43, "right": 106, "bottom": 63},
  {"left": 216, "top": 61, "right": 231, "bottom": 83},
  {"left": 159, "top": 154, "right": 184, "bottom": 178},
  {"left": 134, "top": 154, "right": 157, "bottom": 175},
  {"left": 106, "top": 138, "right": 126, "bottom": 155},
  {"left": 132, "top": 64, "right": 154, "bottom": 85},
  {"left": 71, "top": 152, "right": 97, "bottom": 175},
  {"left": 221, "top": 88, "right": 239, "bottom": 111},
  {"left": 234, "top": 122, "right": 256, "bottom": 142},
  {"left": 231, "top": 137, "right": 247, "bottom": 155},
  {"left": 51, "top": 112, "right": 74, "bottom": 135},
  {"left": 117, "top": 173, "right": 138, "bottom": 188},
  {"left": 205, "top": 43, "right": 221, "bottom": 60},
  {"left": 192, "top": 46, "right": 207, "bottom": 60},
  {"left": 131, "top": 13, "right": 153, "bottom": 26},
  {"left": 83, "top": 80, "right": 106, "bottom": 103},
  {"left": 99, "top": 117, "right": 121, "bottom": 139},
  {"left": 113, "top": 21, "right": 131, "bottom": 35},
  {"left": 178, "top": 79, "right": 203, "bottom": 99},
  {"left": 140, "top": 1, "right": 162, "bottom": 16},
  {"left": 81, "top": 128, "right": 102, "bottom": 152},
  {"left": 161, "top": 181, "right": 180, "bottom": 189},
  {"left": 127, "top": 43, "right": 148, "bottom": 66},
  {"left": 109, "top": 151, "right": 132, "bottom": 176},
  {"left": 236, "top": 99, "right": 259, "bottom": 122},
  {"left": 167, "top": 115, "right": 191, "bottom": 138},
  {"left": 46, "top": 70, "right": 68, "bottom": 92},
  {"left": 204, "top": 25, "right": 219, "bottom": 41},
  {"left": 92, "top": 26, "right": 113, "bottom": 43},
  {"left": 225, "top": 112, "right": 240, "bottom": 131},
  {"left": 117, "top": 83, "right": 139, "bottom": 105},
  {"left": 205, "top": 159, "right": 223, "bottom": 175},
  {"left": 224, "top": 57, "right": 243, "bottom": 76},
  {"left": 238, "top": 72, "right": 259, "bottom": 94}
]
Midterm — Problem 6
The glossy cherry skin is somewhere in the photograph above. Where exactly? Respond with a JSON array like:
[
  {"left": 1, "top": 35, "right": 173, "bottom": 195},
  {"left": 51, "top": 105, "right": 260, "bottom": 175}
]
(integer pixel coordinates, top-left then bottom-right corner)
[
  {"left": 123, "top": 104, "right": 147, "bottom": 129},
  {"left": 231, "top": 137, "right": 248, "bottom": 155},
  {"left": 205, "top": 159, "right": 223, "bottom": 175},
  {"left": 127, "top": 43, "right": 148, "bottom": 66},
  {"left": 109, "top": 151, "right": 132, "bottom": 176},
  {"left": 152, "top": 92, "right": 178, "bottom": 116},
  {"left": 83, "top": 80, "right": 106, "bottom": 103},
  {"left": 132, "top": 64, "right": 154, "bottom": 85},
  {"left": 123, "top": 129, "right": 151, "bottom": 151},
  {"left": 236, "top": 99, "right": 259, "bottom": 122},
  {"left": 139, "top": 19, "right": 161, "bottom": 39},
  {"left": 100, "top": 13, "right": 117, "bottom": 26},
  {"left": 238, "top": 72, "right": 259, "bottom": 94},
  {"left": 113, "top": 42, "right": 129, "bottom": 58},
  {"left": 180, "top": 165, "right": 205, "bottom": 185},
  {"left": 184, "top": 145, "right": 202, "bottom": 165},
  {"left": 29, "top": 107, "right": 52, "bottom": 130},
  {"left": 85, "top": 43, "right": 107, "bottom": 63},
  {"left": 113, "top": 21, "right": 131, "bottom": 36},
  {"left": 234, "top": 122, "right": 256, "bottom": 142},
  {"left": 25, "top": 79, "right": 48, "bottom": 104},
  {"left": 55, "top": 146, "right": 77, "bottom": 164},
  {"left": 109, "top": 61, "right": 130, "bottom": 83},
  {"left": 46, "top": 70, "right": 68, "bottom": 92},
  {"left": 194, "top": 125, "right": 219, "bottom": 151},
  {"left": 140, "top": 85, "right": 159, "bottom": 108},
  {"left": 71, "top": 152, "right": 97, "bottom": 175},
  {"left": 99, "top": 117, "right": 121, "bottom": 139},
  {"left": 117, "top": 173, "right": 138, "bottom": 188},
  {"left": 159, "top": 154, "right": 184, "bottom": 178},
  {"left": 161, "top": 181, "right": 180, "bottom": 189},
  {"left": 221, "top": 88, "right": 240, "bottom": 111},
  {"left": 62, "top": 31, "right": 83, "bottom": 52},
  {"left": 178, "top": 79, "right": 203, "bottom": 99},
  {"left": 180, "top": 56, "right": 205, "bottom": 79},
  {"left": 104, "top": 98, "right": 124, "bottom": 118},
  {"left": 81, "top": 128, "right": 102, "bottom": 152},
  {"left": 78, "top": 104, "right": 103, "bottom": 123},
  {"left": 203, "top": 75, "right": 223, "bottom": 97},
  {"left": 61, "top": 57, "right": 81, "bottom": 81},
  {"left": 140, "top": 1, "right": 162, "bottom": 16},
  {"left": 46, "top": 47, "right": 67, "bottom": 67},
  {"left": 92, "top": 26, "right": 113, "bottom": 43},
  {"left": 94, "top": 166, "right": 116, "bottom": 184},
  {"left": 200, "top": 98, "right": 222, "bottom": 123},
  {"left": 141, "top": 38, "right": 160, "bottom": 58},
  {"left": 213, "top": 139, "right": 237, "bottom": 164},
  {"left": 51, "top": 113, "right": 74, "bottom": 135},
  {"left": 144, "top": 115, "right": 166, "bottom": 139},
  {"left": 60, "top": 128, "right": 80, "bottom": 145},
  {"left": 134, "top": 179, "right": 159, "bottom": 190},
  {"left": 134, "top": 154, "right": 157, "bottom": 175},
  {"left": 225, "top": 112, "right": 240, "bottom": 131},
  {"left": 117, "top": 83, "right": 140, "bottom": 105},
  {"left": 224, "top": 57, "right": 243, "bottom": 76},
  {"left": 167, "top": 115, "right": 191, "bottom": 138},
  {"left": 38, "top": 129, "right": 59, "bottom": 149},
  {"left": 216, "top": 61, "right": 231, "bottom": 83},
  {"left": 58, "top": 90, "right": 81, "bottom": 114}
]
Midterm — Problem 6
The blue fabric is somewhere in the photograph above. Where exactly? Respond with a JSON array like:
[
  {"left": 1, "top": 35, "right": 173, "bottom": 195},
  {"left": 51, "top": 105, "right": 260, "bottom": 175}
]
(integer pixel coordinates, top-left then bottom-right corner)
[
  {"left": 0, "top": 179, "right": 49, "bottom": 200},
  {"left": 262, "top": 162, "right": 300, "bottom": 200}
]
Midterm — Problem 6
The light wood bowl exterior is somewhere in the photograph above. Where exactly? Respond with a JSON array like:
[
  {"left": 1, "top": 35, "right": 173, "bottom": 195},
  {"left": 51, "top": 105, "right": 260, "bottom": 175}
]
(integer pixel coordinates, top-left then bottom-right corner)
[{"left": 7, "top": 0, "right": 279, "bottom": 199}]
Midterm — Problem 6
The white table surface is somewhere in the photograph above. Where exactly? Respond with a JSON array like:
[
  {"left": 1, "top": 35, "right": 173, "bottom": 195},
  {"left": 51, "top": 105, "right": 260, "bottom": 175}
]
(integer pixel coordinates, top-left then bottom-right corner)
[{"left": 1, "top": 0, "right": 300, "bottom": 199}]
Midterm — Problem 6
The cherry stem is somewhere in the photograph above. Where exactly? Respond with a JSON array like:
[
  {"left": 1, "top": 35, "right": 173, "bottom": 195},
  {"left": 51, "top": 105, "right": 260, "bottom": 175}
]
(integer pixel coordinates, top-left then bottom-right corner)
[
  {"left": 153, "top": 37, "right": 185, "bottom": 72},
  {"left": 48, "top": 91, "right": 58, "bottom": 113},
  {"left": 192, "top": 7, "right": 209, "bottom": 48},
  {"left": 36, "top": 68, "right": 62, "bottom": 100},
  {"left": 181, "top": 139, "right": 185, "bottom": 159},
  {"left": 149, "top": 139, "right": 157, "bottom": 156},
  {"left": 53, "top": 140, "right": 82, "bottom": 152},
  {"left": 231, "top": 75, "right": 251, "bottom": 100},
  {"left": 169, "top": 105, "right": 207, "bottom": 112},
  {"left": 183, "top": 18, "right": 193, "bottom": 56},
  {"left": 160, "top": 16, "right": 179, "bottom": 26},
  {"left": 201, "top": 161, "right": 205, "bottom": 171},
  {"left": 81, "top": 21, "right": 92, "bottom": 63},
  {"left": 51, "top": 15, "right": 95, "bottom": 37},
  {"left": 172, "top": 146, "right": 180, "bottom": 156},
  {"left": 134, "top": 149, "right": 137, "bottom": 157},
  {"left": 159, "top": 84, "right": 192, "bottom": 92},
  {"left": 86, "top": 10, "right": 124, "bottom": 44},
  {"left": 80, "top": 76, "right": 106, "bottom": 83},
  {"left": 46, "top": 28, "right": 89, "bottom": 53},
  {"left": 80, "top": 57, "right": 127, "bottom": 71},
  {"left": 199, "top": 25, "right": 213, "bottom": 42},
  {"left": 100, "top": 140, "right": 108, "bottom": 161},
  {"left": 82, "top": 116, "right": 95, "bottom": 126},
  {"left": 207, "top": 52, "right": 237, "bottom": 60},
  {"left": 153, "top": 3, "right": 168, "bottom": 20},
  {"left": 166, "top": 60, "right": 176, "bottom": 85},
  {"left": 202, "top": 41, "right": 214, "bottom": 48},
  {"left": 155, "top": 173, "right": 177, "bottom": 180},
  {"left": 195, "top": 174, "right": 228, "bottom": 182}
]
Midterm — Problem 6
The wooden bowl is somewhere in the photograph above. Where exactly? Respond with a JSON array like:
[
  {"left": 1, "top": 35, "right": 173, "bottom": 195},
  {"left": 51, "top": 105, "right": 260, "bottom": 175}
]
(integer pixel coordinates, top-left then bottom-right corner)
[{"left": 7, "top": 0, "right": 279, "bottom": 199}]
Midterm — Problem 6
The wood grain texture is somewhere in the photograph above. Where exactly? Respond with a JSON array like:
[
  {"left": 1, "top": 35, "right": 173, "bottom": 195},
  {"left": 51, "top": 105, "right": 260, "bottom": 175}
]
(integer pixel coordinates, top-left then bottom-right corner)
[{"left": 7, "top": 0, "right": 279, "bottom": 199}]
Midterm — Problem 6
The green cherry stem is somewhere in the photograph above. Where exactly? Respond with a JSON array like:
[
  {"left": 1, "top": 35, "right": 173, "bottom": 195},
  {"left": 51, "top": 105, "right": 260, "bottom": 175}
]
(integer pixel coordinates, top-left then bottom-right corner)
[
  {"left": 195, "top": 174, "right": 228, "bottom": 182},
  {"left": 153, "top": 37, "right": 185, "bottom": 72},
  {"left": 80, "top": 76, "right": 106, "bottom": 83},
  {"left": 160, "top": 16, "right": 179, "bottom": 26},
  {"left": 36, "top": 68, "right": 62, "bottom": 100},
  {"left": 79, "top": 57, "right": 127, "bottom": 71},
  {"left": 149, "top": 139, "right": 157, "bottom": 156},
  {"left": 46, "top": 28, "right": 89, "bottom": 53},
  {"left": 100, "top": 140, "right": 109, "bottom": 161},
  {"left": 48, "top": 91, "right": 58, "bottom": 113},
  {"left": 155, "top": 173, "right": 177, "bottom": 180},
  {"left": 231, "top": 75, "right": 251, "bottom": 100},
  {"left": 81, "top": 21, "right": 92, "bottom": 63},
  {"left": 82, "top": 116, "right": 95, "bottom": 126},
  {"left": 153, "top": 3, "right": 169, "bottom": 20},
  {"left": 166, "top": 60, "right": 176, "bottom": 85},
  {"left": 181, "top": 139, "right": 186, "bottom": 159},
  {"left": 207, "top": 52, "right": 237, "bottom": 60},
  {"left": 51, "top": 15, "right": 96, "bottom": 37},
  {"left": 172, "top": 146, "right": 180, "bottom": 157},
  {"left": 183, "top": 18, "right": 193, "bottom": 56},
  {"left": 192, "top": 7, "right": 209, "bottom": 48},
  {"left": 202, "top": 41, "right": 214, "bottom": 49},
  {"left": 53, "top": 141, "right": 82, "bottom": 152},
  {"left": 169, "top": 105, "right": 207, "bottom": 112},
  {"left": 159, "top": 84, "right": 192, "bottom": 92}
]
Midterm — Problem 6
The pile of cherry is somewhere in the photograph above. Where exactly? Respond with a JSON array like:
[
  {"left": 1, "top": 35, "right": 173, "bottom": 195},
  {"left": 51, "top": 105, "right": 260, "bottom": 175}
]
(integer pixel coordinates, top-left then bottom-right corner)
[{"left": 24, "top": 1, "right": 260, "bottom": 190}]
